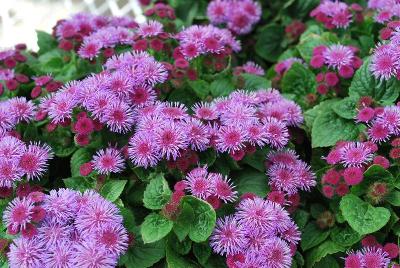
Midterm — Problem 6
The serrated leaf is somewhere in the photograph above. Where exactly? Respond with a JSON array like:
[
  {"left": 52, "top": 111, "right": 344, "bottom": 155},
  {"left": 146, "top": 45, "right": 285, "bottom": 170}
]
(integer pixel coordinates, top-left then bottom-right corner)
[
  {"left": 330, "top": 226, "right": 361, "bottom": 247},
  {"left": 241, "top": 73, "right": 271, "bottom": 90},
  {"left": 312, "top": 109, "right": 359, "bottom": 148},
  {"left": 182, "top": 196, "right": 216, "bottom": 243},
  {"left": 306, "top": 240, "right": 344, "bottom": 267},
  {"left": 281, "top": 63, "right": 316, "bottom": 108},
  {"left": 233, "top": 168, "right": 268, "bottom": 197},
  {"left": 193, "top": 242, "right": 211, "bottom": 265},
  {"left": 349, "top": 57, "right": 400, "bottom": 105},
  {"left": 36, "top": 30, "right": 58, "bottom": 55},
  {"left": 166, "top": 244, "right": 197, "bottom": 268},
  {"left": 301, "top": 222, "right": 330, "bottom": 251},
  {"left": 143, "top": 173, "right": 172, "bottom": 210},
  {"left": 255, "top": 24, "right": 285, "bottom": 62},
  {"left": 101, "top": 180, "right": 127, "bottom": 202},
  {"left": 141, "top": 213, "right": 173, "bottom": 244},
  {"left": 210, "top": 78, "right": 235, "bottom": 97},
  {"left": 340, "top": 194, "right": 390, "bottom": 235},
  {"left": 173, "top": 202, "right": 194, "bottom": 241},
  {"left": 188, "top": 80, "right": 209, "bottom": 99},
  {"left": 119, "top": 207, "right": 136, "bottom": 232},
  {"left": 120, "top": 236, "right": 165, "bottom": 268},
  {"left": 70, "top": 148, "right": 92, "bottom": 177},
  {"left": 332, "top": 97, "right": 358, "bottom": 119}
]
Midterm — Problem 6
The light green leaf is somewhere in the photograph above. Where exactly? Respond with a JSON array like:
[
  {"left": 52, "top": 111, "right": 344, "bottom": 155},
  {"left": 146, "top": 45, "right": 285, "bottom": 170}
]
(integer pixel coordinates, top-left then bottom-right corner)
[
  {"left": 312, "top": 109, "right": 359, "bottom": 148},
  {"left": 101, "top": 180, "right": 127, "bottom": 202},
  {"left": 340, "top": 194, "right": 390, "bottom": 235},
  {"left": 182, "top": 196, "right": 216, "bottom": 243},
  {"left": 141, "top": 213, "right": 173, "bottom": 244},
  {"left": 143, "top": 173, "right": 172, "bottom": 210},
  {"left": 349, "top": 57, "right": 400, "bottom": 105},
  {"left": 70, "top": 148, "right": 92, "bottom": 177}
]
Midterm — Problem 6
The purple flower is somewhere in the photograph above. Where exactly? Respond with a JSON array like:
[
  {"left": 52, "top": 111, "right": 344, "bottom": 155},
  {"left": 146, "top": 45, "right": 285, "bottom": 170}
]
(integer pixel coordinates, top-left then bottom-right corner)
[
  {"left": 92, "top": 147, "right": 125, "bottom": 174},
  {"left": 73, "top": 241, "right": 117, "bottom": 268},
  {"left": 8, "top": 238, "right": 44, "bottom": 268},
  {"left": 209, "top": 216, "right": 246, "bottom": 256}
]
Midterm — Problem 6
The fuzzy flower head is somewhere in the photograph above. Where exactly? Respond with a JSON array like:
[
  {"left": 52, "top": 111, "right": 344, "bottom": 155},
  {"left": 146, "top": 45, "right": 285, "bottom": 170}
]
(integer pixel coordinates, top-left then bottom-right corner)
[
  {"left": 207, "top": 0, "right": 261, "bottom": 34},
  {"left": 92, "top": 147, "right": 125, "bottom": 174},
  {"left": 6, "top": 188, "right": 128, "bottom": 267},
  {"left": 311, "top": 1, "right": 353, "bottom": 29}
]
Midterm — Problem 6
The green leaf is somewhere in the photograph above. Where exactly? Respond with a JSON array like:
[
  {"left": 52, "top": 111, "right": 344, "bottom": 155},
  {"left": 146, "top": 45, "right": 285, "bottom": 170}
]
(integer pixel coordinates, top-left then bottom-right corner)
[
  {"left": 293, "top": 209, "right": 310, "bottom": 230},
  {"left": 340, "top": 194, "right": 390, "bottom": 235},
  {"left": 255, "top": 24, "right": 285, "bottom": 62},
  {"left": 100, "top": 180, "right": 127, "bottom": 202},
  {"left": 314, "top": 256, "right": 339, "bottom": 268},
  {"left": 70, "top": 148, "right": 92, "bottom": 177},
  {"left": 306, "top": 240, "right": 344, "bottom": 267},
  {"left": 288, "top": 0, "right": 319, "bottom": 19},
  {"left": 63, "top": 176, "right": 96, "bottom": 192},
  {"left": 120, "top": 207, "right": 136, "bottom": 232},
  {"left": 304, "top": 99, "right": 339, "bottom": 130},
  {"left": 188, "top": 80, "right": 209, "bottom": 99},
  {"left": 352, "top": 165, "right": 394, "bottom": 196},
  {"left": 143, "top": 173, "right": 172, "bottom": 210},
  {"left": 168, "top": 235, "right": 192, "bottom": 255},
  {"left": 241, "top": 148, "right": 268, "bottom": 172},
  {"left": 297, "top": 34, "right": 328, "bottom": 63},
  {"left": 330, "top": 226, "right": 362, "bottom": 247},
  {"left": 241, "top": 73, "right": 271, "bottom": 90},
  {"left": 36, "top": 30, "right": 58, "bottom": 55},
  {"left": 210, "top": 78, "right": 235, "bottom": 97},
  {"left": 182, "top": 196, "right": 216, "bottom": 243},
  {"left": 281, "top": 63, "right": 316, "bottom": 107},
  {"left": 120, "top": 236, "right": 165, "bottom": 268},
  {"left": 301, "top": 222, "right": 331, "bottom": 251},
  {"left": 173, "top": 201, "right": 194, "bottom": 241},
  {"left": 332, "top": 97, "right": 358, "bottom": 120},
  {"left": 233, "top": 168, "right": 268, "bottom": 197},
  {"left": 141, "top": 213, "right": 173, "bottom": 244},
  {"left": 349, "top": 57, "right": 400, "bottom": 105},
  {"left": 193, "top": 242, "right": 211, "bottom": 265},
  {"left": 312, "top": 109, "right": 359, "bottom": 148},
  {"left": 385, "top": 191, "right": 400, "bottom": 206},
  {"left": 166, "top": 244, "right": 197, "bottom": 268}
]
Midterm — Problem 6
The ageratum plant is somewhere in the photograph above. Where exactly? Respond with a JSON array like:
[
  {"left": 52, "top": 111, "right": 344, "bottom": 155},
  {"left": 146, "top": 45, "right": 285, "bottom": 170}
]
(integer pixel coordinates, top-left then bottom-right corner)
[{"left": 0, "top": 0, "right": 400, "bottom": 267}]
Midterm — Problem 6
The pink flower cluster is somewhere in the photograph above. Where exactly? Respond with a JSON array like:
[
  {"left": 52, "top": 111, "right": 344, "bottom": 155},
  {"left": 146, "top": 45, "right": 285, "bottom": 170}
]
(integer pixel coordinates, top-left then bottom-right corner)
[
  {"left": 266, "top": 150, "right": 316, "bottom": 196},
  {"left": 176, "top": 25, "right": 241, "bottom": 59},
  {"left": 183, "top": 166, "right": 237, "bottom": 208},
  {"left": 365, "top": 105, "right": 400, "bottom": 143},
  {"left": 344, "top": 247, "right": 391, "bottom": 268},
  {"left": 210, "top": 196, "right": 300, "bottom": 268},
  {"left": 0, "top": 135, "right": 53, "bottom": 188},
  {"left": 126, "top": 88, "right": 303, "bottom": 169},
  {"left": 78, "top": 26, "right": 136, "bottom": 59},
  {"left": 310, "top": 44, "right": 362, "bottom": 94},
  {"left": 78, "top": 19, "right": 168, "bottom": 59},
  {"left": 234, "top": 61, "right": 265, "bottom": 76},
  {"left": 370, "top": 26, "right": 400, "bottom": 80},
  {"left": 322, "top": 141, "right": 379, "bottom": 197},
  {"left": 0, "top": 97, "right": 36, "bottom": 136},
  {"left": 39, "top": 50, "right": 167, "bottom": 136},
  {"left": 368, "top": 0, "right": 400, "bottom": 23},
  {"left": 310, "top": 1, "right": 362, "bottom": 29},
  {"left": 207, "top": 0, "right": 261, "bottom": 34},
  {"left": 3, "top": 188, "right": 128, "bottom": 268},
  {"left": 55, "top": 12, "right": 137, "bottom": 40},
  {"left": 0, "top": 46, "right": 28, "bottom": 93}
]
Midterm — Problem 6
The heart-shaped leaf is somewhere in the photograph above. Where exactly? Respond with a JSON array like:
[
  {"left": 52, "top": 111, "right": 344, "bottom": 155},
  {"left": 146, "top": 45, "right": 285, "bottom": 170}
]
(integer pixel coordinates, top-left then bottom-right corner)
[{"left": 340, "top": 194, "right": 390, "bottom": 235}]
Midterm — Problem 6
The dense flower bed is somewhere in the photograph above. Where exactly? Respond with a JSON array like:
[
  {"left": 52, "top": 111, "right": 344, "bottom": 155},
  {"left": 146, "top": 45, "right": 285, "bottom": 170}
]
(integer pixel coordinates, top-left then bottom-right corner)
[{"left": 0, "top": 0, "right": 400, "bottom": 267}]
